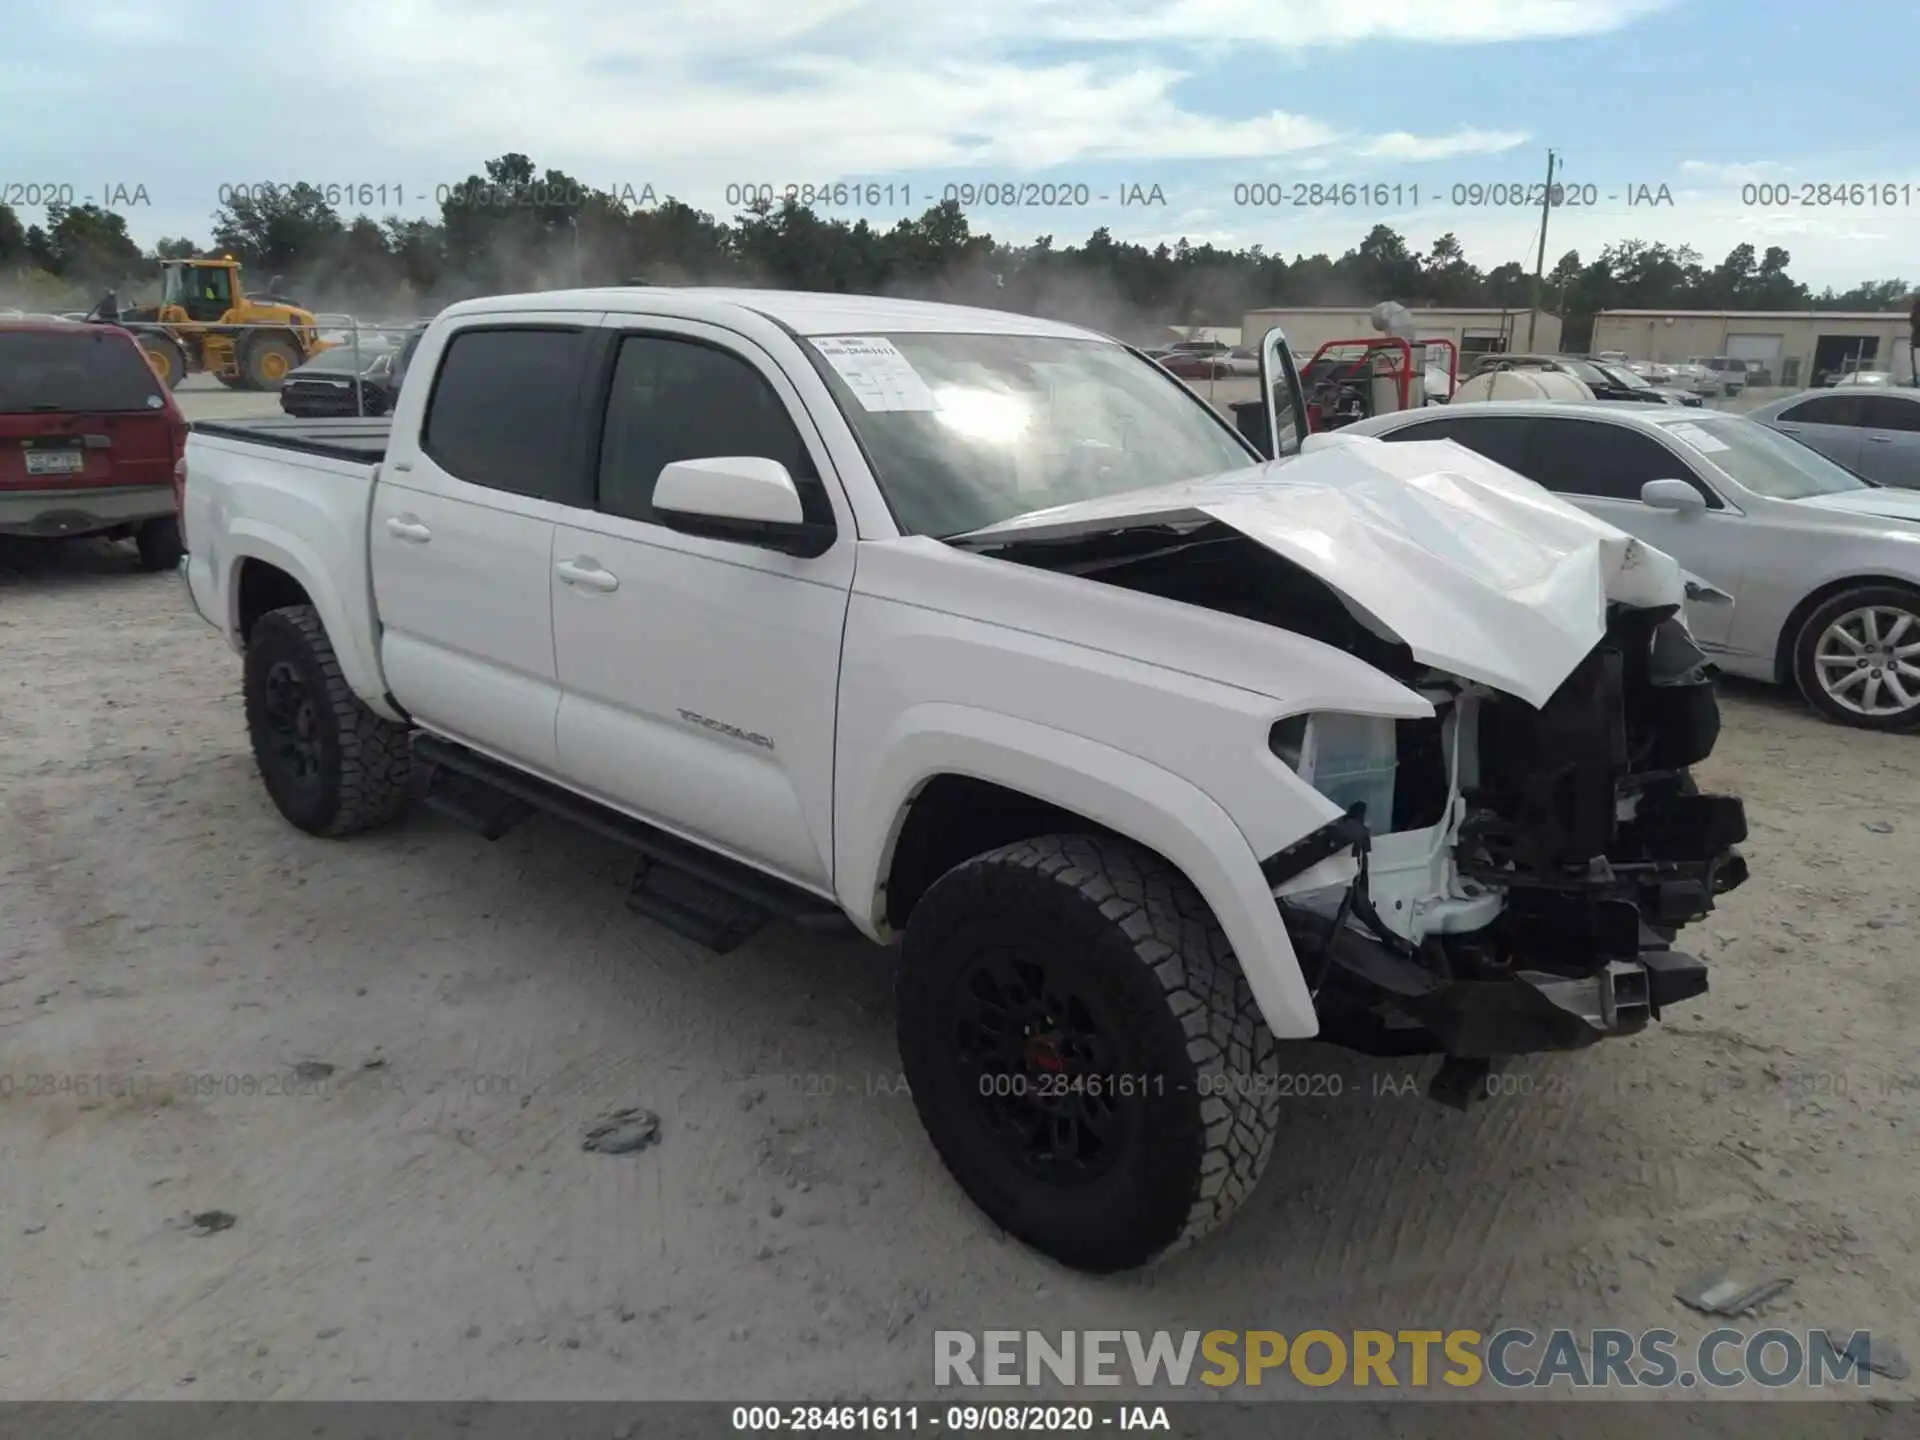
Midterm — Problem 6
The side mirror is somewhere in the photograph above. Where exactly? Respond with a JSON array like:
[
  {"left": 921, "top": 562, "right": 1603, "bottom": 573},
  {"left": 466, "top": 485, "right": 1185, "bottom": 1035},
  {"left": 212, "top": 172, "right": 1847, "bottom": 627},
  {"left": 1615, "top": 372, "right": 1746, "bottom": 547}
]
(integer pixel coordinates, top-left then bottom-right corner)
[
  {"left": 1641, "top": 478, "right": 1707, "bottom": 513},
  {"left": 652, "top": 457, "right": 834, "bottom": 558}
]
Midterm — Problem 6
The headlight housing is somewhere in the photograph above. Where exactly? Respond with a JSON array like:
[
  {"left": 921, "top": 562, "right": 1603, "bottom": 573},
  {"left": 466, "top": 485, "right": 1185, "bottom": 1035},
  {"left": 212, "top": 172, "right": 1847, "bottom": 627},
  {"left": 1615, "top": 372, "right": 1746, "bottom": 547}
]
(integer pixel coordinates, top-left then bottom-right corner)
[{"left": 1270, "top": 712, "right": 1400, "bottom": 834}]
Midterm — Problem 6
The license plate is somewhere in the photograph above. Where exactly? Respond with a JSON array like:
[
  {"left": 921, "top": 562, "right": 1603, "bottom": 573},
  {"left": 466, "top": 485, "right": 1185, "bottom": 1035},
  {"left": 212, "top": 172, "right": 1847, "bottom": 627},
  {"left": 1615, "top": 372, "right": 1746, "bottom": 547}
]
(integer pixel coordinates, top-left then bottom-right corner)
[{"left": 25, "top": 449, "right": 85, "bottom": 476}]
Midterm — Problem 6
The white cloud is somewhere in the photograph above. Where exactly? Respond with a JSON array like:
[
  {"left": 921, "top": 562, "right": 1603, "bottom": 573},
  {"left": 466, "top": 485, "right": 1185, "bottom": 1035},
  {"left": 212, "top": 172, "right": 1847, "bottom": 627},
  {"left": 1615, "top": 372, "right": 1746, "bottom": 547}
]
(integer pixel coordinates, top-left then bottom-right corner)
[
  {"left": 1678, "top": 159, "right": 1792, "bottom": 186},
  {"left": 1356, "top": 129, "right": 1530, "bottom": 161},
  {"left": 1, "top": 0, "right": 1595, "bottom": 192},
  {"left": 1029, "top": 0, "right": 1675, "bottom": 46}
]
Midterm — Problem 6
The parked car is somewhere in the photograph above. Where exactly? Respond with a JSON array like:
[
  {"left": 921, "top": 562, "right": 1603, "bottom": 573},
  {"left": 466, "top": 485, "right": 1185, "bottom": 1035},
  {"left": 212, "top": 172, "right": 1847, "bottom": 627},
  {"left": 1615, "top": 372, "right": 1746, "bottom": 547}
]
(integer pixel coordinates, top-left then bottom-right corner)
[
  {"left": 1346, "top": 401, "right": 1920, "bottom": 729},
  {"left": 1157, "top": 349, "right": 1232, "bottom": 379},
  {"left": 1595, "top": 350, "right": 1630, "bottom": 365},
  {"left": 1469, "top": 353, "right": 1671, "bottom": 405},
  {"left": 1590, "top": 360, "right": 1704, "bottom": 407},
  {"left": 178, "top": 289, "right": 1746, "bottom": 1270},
  {"left": 1836, "top": 371, "right": 1897, "bottom": 387},
  {"left": 1688, "top": 357, "right": 1746, "bottom": 397},
  {"left": 1665, "top": 361, "right": 1722, "bottom": 397},
  {"left": 1746, "top": 387, "right": 1920, "bottom": 489},
  {"left": 279, "top": 338, "right": 400, "bottom": 418},
  {"left": 0, "top": 317, "right": 187, "bottom": 568},
  {"left": 1814, "top": 361, "right": 1889, "bottom": 388}
]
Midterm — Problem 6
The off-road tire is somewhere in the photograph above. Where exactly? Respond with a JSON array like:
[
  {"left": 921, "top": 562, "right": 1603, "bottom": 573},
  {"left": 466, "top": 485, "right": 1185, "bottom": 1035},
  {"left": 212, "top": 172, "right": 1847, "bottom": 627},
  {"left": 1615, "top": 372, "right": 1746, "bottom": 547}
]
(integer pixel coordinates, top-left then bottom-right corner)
[
  {"left": 140, "top": 335, "right": 186, "bottom": 390},
  {"left": 134, "top": 515, "right": 183, "bottom": 571},
  {"left": 243, "top": 605, "right": 412, "bottom": 837},
  {"left": 242, "top": 334, "right": 301, "bottom": 390},
  {"left": 1792, "top": 583, "right": 1920, "bottom": 732},
  {"left": 897, "top": 833, "right": 1280, "bottom": 1272}
]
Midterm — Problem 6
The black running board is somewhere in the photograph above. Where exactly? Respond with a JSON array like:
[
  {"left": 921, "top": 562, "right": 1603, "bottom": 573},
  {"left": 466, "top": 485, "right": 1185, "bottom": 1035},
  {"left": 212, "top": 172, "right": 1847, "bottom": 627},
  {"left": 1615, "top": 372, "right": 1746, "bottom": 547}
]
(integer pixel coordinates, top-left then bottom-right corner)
[{"left": 413, "top": 734, "right": 847, "bottom": 953}]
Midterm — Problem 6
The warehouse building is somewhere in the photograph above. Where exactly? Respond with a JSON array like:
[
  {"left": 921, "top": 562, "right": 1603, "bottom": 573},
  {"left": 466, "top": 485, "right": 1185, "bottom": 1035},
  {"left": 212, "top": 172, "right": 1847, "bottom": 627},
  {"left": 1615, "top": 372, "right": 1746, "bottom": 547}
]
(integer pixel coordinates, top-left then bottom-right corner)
[
  {"left": 1590, "top": 309, "right": 1915, "bottom": 388},
  {"left": 1240, "top": 306, "right": 1561, "bottom": 363}
]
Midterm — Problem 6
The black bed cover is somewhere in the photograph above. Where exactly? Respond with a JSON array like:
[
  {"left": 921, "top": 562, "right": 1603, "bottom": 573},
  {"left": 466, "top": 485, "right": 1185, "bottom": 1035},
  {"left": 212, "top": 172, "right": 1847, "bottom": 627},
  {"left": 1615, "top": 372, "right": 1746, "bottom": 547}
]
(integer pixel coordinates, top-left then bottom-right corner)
[{"left": 190, "top": 414, "right": 392, "bottom": 463}]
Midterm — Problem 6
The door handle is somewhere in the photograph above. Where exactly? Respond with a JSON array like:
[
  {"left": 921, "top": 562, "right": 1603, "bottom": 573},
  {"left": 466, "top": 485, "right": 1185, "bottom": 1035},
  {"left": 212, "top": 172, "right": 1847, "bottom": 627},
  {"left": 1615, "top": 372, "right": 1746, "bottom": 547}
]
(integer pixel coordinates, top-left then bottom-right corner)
[
  {"left": 1867, "top": 434, "right": 1893, "bottom": 443},
  {"left": 385, "top": 516, "right": 432, "bottom": 543},
  {"left": 556, "top": 558, "right": 619, "bottom": 593}
]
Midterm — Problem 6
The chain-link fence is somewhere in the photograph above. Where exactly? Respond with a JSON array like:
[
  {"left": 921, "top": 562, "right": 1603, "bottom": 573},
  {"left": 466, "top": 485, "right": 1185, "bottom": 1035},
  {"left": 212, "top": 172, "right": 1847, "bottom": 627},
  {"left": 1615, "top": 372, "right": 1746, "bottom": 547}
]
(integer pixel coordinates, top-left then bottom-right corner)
[{"left": 114, "top": 314, "right": 433, "bottom": 416}]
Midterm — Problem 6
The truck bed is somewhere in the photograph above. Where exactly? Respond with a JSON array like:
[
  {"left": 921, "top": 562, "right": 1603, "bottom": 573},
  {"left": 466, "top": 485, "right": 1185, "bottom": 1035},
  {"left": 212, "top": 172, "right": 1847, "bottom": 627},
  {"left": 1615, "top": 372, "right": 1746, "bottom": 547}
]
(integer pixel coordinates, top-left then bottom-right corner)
[{"left": 190, "top": 415, "right": 391, "bottom": 463}]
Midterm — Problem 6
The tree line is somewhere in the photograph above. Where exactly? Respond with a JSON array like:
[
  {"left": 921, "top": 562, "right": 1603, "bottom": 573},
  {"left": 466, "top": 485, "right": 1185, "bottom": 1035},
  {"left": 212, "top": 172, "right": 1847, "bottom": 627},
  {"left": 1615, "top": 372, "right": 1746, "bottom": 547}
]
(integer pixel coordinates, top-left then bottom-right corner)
[{"left": 2, "top": 153, "right": 1909, "bottom": 347}]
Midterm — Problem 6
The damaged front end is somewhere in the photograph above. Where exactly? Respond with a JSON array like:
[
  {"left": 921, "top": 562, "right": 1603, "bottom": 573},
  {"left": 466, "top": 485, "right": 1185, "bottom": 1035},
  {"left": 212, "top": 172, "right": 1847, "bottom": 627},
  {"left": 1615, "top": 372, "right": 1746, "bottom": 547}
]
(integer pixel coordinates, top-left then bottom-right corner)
[
  {"left": 951, "top": 436, "right": 1755, "bottom": 1106},
  {"left": 1265, "top": 603, "right": 1748, "bottom": 1107}
]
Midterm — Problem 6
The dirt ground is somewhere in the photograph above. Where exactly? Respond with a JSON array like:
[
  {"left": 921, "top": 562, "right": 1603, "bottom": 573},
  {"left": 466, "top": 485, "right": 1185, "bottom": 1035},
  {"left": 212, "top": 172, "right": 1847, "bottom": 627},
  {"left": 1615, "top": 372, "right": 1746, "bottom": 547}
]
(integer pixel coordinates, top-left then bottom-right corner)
[{"left": 1, "top": 502, "right": 1914, "bottom": 1408}]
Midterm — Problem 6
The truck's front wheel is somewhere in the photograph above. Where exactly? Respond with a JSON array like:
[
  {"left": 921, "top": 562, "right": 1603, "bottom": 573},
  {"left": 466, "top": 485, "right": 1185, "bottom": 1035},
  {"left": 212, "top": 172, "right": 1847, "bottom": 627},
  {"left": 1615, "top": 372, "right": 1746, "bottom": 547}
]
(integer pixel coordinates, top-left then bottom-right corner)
[
  {"left": 243, "top": 605, "right": 413, "bottom": 837},
  {"left": 898, "top": 834, "right": 1280, "bottom": 1272}
]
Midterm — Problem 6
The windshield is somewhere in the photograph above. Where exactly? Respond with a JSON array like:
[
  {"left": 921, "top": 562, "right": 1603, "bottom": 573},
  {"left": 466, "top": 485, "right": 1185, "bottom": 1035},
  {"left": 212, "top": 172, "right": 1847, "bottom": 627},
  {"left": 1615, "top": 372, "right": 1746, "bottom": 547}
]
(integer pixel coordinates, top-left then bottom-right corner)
[
  {"left": 293, "top": 341, "right": 390, "bottom": 376},
  {"left": 804, "top": 332, "right": 1257, "bottom": 537},
  {"left": 0, "top": 328, "right": 167, "bottom": 412},
  {"left": 1654, "top": 415, "right": 1870, "bottom": 500},
  {"left": 1556, "top": 358, "right": 1611, "bottom": 387},
  {"left": 162, "top": 264, "right": 231, "bottom": 309},
  {"left": 1596, "top": 362, "right": 1651, "bottom": 389}
]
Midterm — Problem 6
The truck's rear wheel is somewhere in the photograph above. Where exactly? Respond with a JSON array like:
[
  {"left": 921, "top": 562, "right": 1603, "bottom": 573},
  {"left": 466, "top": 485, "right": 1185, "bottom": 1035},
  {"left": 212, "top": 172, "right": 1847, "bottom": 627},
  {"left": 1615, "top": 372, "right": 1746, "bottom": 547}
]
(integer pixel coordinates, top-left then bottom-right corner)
[
  {"left": 897, "top": 834, "right": 1280, "bottom": 1272},
  {"left": 243, "top": 605, "right": 412, "bottom": 837}
]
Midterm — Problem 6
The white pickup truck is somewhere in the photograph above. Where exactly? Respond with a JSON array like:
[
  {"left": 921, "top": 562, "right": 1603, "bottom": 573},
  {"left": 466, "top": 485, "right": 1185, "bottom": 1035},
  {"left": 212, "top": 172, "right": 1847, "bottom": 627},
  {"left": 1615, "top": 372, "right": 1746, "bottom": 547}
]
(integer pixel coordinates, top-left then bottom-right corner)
[{"left": 181, "top": 287, "right": 1749, "bottom": 1273}]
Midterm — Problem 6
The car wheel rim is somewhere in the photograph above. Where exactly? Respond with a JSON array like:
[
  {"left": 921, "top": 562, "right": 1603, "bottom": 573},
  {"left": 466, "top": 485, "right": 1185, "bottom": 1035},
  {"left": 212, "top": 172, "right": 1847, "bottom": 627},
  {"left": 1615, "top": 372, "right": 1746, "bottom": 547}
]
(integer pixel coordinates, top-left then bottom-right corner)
[
  {"left": 950, "top": 948, "right": 1127, "bottom": 1184},
  {"left": 1814, "top": 606, "right": 1920, "bottom": 717},
  {"left": 262, "top": 661, "right": 323, "bottom": 783}
]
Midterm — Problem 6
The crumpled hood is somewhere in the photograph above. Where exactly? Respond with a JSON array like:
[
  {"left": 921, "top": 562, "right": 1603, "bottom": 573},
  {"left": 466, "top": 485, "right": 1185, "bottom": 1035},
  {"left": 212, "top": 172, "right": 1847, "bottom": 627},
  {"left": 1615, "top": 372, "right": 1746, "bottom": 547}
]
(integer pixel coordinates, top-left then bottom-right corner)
[
  {"left": 1792, "top": 487, "right": 1920, "bottom": 525},
  {"left": 953, "top": 436, "right": 1688, "bottom": 708}
]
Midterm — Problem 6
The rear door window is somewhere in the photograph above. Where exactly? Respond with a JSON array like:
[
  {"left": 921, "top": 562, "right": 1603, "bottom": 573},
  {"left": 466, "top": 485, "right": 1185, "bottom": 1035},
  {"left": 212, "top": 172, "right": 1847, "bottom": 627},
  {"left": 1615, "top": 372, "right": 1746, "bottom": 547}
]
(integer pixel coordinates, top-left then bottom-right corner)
[
  {"left": 1778, "top": 395, "right": 1867, "bottom": 426},
  {"left": 421, "top": 326, "right": 590, "bottom": 501},
  {"left": 0, "top": 328, "right": 166, "bottom": 413},
  {"left": 1377, "top": 414, "right": 1545, "bottom": 481}
]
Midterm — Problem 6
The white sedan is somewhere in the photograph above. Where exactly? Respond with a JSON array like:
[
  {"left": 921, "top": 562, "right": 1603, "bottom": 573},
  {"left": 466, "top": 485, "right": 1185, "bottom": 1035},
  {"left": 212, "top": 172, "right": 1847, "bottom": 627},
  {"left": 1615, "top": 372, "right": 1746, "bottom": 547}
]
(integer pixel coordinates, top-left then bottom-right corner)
[{"left": 1344, "top": 401, "right": 1920, "bottom": 730}]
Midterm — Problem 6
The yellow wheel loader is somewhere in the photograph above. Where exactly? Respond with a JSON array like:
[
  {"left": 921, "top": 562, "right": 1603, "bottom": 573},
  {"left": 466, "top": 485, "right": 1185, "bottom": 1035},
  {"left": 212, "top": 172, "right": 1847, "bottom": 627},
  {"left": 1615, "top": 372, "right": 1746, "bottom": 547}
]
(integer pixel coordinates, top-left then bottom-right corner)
[{"left": 117, "top": 258, "right": 332, "bottom": 391}]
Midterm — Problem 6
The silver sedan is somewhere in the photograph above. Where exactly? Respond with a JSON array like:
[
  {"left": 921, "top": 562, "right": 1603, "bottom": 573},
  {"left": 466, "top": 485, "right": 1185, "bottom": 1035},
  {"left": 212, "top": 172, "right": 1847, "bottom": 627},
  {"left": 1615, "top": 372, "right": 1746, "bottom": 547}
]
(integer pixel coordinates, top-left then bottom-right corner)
[
  {"left": 1342, "top": 400, "right": 1920, "bottom": 730},
  {"left": 1746, "top": 386, "right": 1920, "bottom": 489}
]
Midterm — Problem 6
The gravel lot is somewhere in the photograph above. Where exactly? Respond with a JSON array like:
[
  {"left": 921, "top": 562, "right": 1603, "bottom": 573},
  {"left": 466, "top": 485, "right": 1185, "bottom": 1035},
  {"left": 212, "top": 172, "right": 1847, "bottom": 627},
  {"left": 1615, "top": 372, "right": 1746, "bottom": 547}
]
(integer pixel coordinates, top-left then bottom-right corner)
[{"left": 1, "top": 380, "right": 1911, "bottom": 1414}]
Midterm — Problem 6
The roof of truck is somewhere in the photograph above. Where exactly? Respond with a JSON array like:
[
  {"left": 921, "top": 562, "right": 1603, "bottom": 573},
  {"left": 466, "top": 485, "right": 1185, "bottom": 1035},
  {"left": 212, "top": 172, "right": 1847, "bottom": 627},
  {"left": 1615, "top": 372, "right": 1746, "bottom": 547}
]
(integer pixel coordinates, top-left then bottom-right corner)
[{"left": 436, "top": 287, "right": 1108, "bottom": 342}]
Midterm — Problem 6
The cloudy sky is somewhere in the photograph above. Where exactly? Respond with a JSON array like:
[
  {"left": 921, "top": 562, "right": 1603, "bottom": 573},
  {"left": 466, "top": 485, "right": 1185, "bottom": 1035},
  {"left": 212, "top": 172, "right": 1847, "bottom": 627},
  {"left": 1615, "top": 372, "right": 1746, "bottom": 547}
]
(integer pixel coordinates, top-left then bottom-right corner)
[{"left": 6, "top": 0, "right": 1917, "bottom": 287}]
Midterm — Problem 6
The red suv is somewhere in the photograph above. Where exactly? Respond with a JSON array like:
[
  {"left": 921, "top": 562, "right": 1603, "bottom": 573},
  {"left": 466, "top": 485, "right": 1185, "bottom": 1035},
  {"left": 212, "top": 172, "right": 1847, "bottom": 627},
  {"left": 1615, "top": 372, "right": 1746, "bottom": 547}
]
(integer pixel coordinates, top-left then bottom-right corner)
[{"left": 0, "top": 317, "right": 188, "bottom": 569}]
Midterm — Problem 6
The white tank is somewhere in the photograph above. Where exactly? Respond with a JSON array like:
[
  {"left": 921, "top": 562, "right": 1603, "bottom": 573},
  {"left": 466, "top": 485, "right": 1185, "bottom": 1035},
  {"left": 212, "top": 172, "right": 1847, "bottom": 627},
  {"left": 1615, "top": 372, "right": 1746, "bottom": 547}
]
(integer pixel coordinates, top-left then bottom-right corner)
[{"left": 1449, "top": 368, "right": 1593, "bottom": 405}]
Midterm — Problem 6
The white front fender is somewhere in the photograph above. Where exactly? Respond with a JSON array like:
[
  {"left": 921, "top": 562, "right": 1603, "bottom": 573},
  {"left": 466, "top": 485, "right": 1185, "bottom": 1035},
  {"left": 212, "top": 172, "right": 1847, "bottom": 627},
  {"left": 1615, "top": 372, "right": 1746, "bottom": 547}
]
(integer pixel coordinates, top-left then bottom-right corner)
[{"left": 839, "top": 703, "right": 1319, "bottom": 1039}]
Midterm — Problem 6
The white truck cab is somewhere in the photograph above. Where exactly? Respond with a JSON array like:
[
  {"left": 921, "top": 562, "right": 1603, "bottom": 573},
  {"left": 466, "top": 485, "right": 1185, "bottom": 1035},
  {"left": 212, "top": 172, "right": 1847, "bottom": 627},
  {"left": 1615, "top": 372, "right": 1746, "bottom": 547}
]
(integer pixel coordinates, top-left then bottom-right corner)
[{"left": 181, "top": 287, "right": 1748, "bottom": 1272}]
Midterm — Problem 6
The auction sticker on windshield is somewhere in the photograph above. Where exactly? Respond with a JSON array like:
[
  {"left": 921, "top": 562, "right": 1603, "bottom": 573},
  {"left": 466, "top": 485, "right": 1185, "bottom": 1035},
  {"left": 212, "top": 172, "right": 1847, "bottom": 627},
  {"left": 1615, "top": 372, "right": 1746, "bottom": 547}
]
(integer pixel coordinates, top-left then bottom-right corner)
[
  {"left": 811, "top": 336, "right": 937, "bottom": 411},
  {"left": 1667, "top": 421, "right": 1730, "bottom": 453}
]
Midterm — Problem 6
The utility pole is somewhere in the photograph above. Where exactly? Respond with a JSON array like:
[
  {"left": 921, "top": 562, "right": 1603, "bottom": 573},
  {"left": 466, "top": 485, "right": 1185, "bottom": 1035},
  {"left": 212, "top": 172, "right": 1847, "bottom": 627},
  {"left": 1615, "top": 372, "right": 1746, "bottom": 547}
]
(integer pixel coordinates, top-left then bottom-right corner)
[{"left": 1526, "top": 149, "right": 1557, "bottom": 350}]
